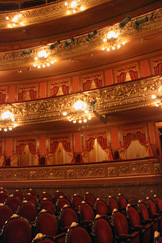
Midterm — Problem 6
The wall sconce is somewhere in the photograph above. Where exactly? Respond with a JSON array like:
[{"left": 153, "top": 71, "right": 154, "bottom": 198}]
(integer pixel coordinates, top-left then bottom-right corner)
[
  {"left": 119, "top": 16, "right": 131, "bottom": 29},
  {"left": 49, "top": 40, "right": 60, "bottom": 50},
  {"left": 133, "top": 17, "right": 148, "bottom": 29},
  {"left": 64, "top": 37, "right": 74, "bottom": 47},
  {"left": 86, "top": 30, "right": 97, "bottom": 41},
  {"left": 21, "top": 49, "right": 32, "bottom": 57}
]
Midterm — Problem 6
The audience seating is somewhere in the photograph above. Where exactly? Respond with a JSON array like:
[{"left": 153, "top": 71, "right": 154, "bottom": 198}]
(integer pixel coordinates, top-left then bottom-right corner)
[
  {"left": 71, "top": 194, "right": 83, "bottom": 211},
  {"left": 78, "top": 201, "right": 95, "bottom": 228},
  {"left": 14, "top": 189, "right": 24, "bottom": 202},
  {"left": 0, "top": 191, "right": 8, "bottom": 203},
  {"left": 154, "top": 195, "right": 162, "bottom": 213},
  {"left": 54, "top": 191, "right": 65, "bottom": 204},
  {"left": 0, "top": 204, "right": 13, "bottom": 232},
  {"left": 40, "top": 192, "right": 53, "bottom": 202},
  {"left": 118, "top": 193, "right": 128, "bottom": 211},
  {"left": 56, "top": 197, "right": 71, "bottom": 214},
  {"left": 59, "top": 205, "right": 78, "bottom": 231},
  {"left": 40, "top": 198, "right": 56, "bottom": 214},
  {"left": 0, "top": 187, "right": 8, "bottom": 194},
  {"left": 32, "top": 233, "right": 55, "bottom": 242},
  {"left": 2, "top": 215, "right": 32, "bottom": 243},
  {"left": 65, "top": 223, "right": 92, "bottom": 243},
  {"left": 25, "top": 193, "right": 39, "bottom": 207},
  {"left": 94, "top": 198, "right": 108, "bottom": 218},
  {"left": 5, "top": 195, "right": 21, "bottom": 212},
  {"left": 18, "top": 200, "right": 37, "bottom": 224},
  {"left": 108, "top": 196, "right": 119, "bottom": 214},
  {"left": 84, "top": 192, "right": 96, "bottom": 207},
  {"left": 27, "top": 188, "right": 39, "bottom": 198}
]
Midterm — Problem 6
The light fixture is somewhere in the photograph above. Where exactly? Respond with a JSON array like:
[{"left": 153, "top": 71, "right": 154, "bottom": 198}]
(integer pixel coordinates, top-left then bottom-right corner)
[
  {"left": 63, "top": 100, "right": 93, "bottom": 124},
  {"left": 6, "top": 13, "right": 24, "bottom": 28},
  {"left": 0, "top": 110, "right": 18, "bottom": 132},
  {"left": 64, "top": 37, "right": 74, "bottom": 47},
  {"left": 86, "top": 30, "right": 97, "bottom": 41},
  {"left": 21, "top": 49, "right": 32, "bottom": 57},
  {"left": 119, "top": 16, "right": 131, "bottom": 29},
  {"left": 65, "top": 1, "right": 85, "bottom": 15},
  {"left": 33, "top": 48, "right": 57, "bottom": 69},
  {"left": 151, "top": 88, "right": 162, "bottom": 107},
  {"left": 133, "top": 17, "right": 148, "bottom": 29},
  {"left": 49, "top": 40, "right": 60, "bottom": 50},
  {"left": 101, "top": 30, "right": 126, "bottom": 52}
]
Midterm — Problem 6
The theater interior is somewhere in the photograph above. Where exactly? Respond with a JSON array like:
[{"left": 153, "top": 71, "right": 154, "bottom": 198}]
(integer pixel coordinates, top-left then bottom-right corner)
[{"left": 0, "top": 1, "right": 162, "bottom": 241}]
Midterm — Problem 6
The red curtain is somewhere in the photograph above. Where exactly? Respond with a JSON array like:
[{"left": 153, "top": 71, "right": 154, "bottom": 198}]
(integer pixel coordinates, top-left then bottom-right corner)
[
  {"left": 85, "top": 137, "right": 95, "bottom": 151},
  {"left": 50, "top": 141, "right": 59, "bottom": 153},
  {"left": 154, "top": 63, "right": 162, "bottom": 75},
  {"left": 136, "top": 131, "right": 153, "bottom": 156},
  {"left": 51, "top": 86, "right": 59, "bottom": 96},
  {"left": 83, "top": 80, "right": 92, "bottom": 91},
  {"left": 97, "top": 136, "right": 107, "bottom": 150},
  {"left": 94, "top": 78, "right": 102, "bottom": 88},
  {"left": 61, "top": 85, "right": 69, "bottom": 95},
  {"left": 0, "top": 92, "right": 6, "bottom": 104},
  {"left": 123, "top": 133, "right": 132, "bottom": 148},
  {"left": 18, "top": 90, "right": 26, "bottom": 101},
  {"left": 62, "top": 140, "right": 71, "bottom": 152},
  {"left": 29, "top": 89, "right": 37, "bottom": 100},
  {"left": 28, "top": 143, "right": 36, "bottom": 155},
  {"left": 117, "top": 72, "right": 126, "bottom": 83},
  {"left": 16, "top": 144, "right": 26, "bottom": 154},
  {"left": 0, "top": 146, "right": 2, "bottom": 156},
  {"left": 129, "top": 70, "right": 138, "bottom": 80}
]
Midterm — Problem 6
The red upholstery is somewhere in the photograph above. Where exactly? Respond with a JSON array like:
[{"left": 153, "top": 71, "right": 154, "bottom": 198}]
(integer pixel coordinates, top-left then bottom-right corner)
[
  {"left": 0, "top": 205, "right": 13, "bottom": 231},
  {"left": 56, "top": 198, "right": 71, "bottom": 214},
  {"left": 66, "top": 226, "right": 92, "bottom": 243},
  {"left": 40, "top": 199, "right": 56, "bottom": 214},
  {"left": 0, "top": 192, "right": 8, "bottom": 203},
  {"left": 108, "top": 197, "right": 119, "bottom": 213},
  {"left": 25, "top": 194, "right": 39, "bottom": 207},
  {"left": 14, "top": 190, "right": 24, "bottom": 202},
  {"left": 5, "top": 196, "right": 21, "bottom": 212},
  {"left": 60, "top": 207, "right": 78, "bottom": 230},
  {"left": 2, "top": 216, "right": 32, "bottom": 243},
  {"left": 147, "top": 199, "right": 159, "bottom": 216},
  {"left": 40, "top": 192, "right": 53, "bottom": 202},
  {"left": 94, "top": 199, "right": 108, "bottom": 217},
  {"left": 27, "top": 189, "right": 38, "bottom": 198},
  {"left": 79, "top": 203, "right": 94, "bottom": 224},
  {"left": 155, "top": 196, "right": 162, "bottom": 212},
  {"left": 32, "top": 235, "right": 55, "bottom": 243},
  {"left": 36, "top": 211, "right": 58, "bottom": 237},
  {"left": 118, "top": 195, "right": 128, "bottom": 210},
  {"left": 113, "top": 211, "right": 140, "bottom": 242},
  {"left": 94, "top": 218, "right": 113, "bottom": 243},
  {"left": 54, "top": 191, "right": 65, "bottom": 204},
  {"left": 71, "top": 195, "right": 83, "bottom": 211},
  {"left": 18, "top": 201, "right": 37, "bottom": 223},
  {"left": 84, "top": 193, "right": 96, "bottom": 207},
  {"left": 0, "top": 188, "right": 8, "bottom": 194}
]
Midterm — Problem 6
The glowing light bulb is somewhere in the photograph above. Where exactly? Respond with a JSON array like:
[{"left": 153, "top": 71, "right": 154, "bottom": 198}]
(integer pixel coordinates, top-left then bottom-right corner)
[
  {"left": 101, "top": 47, "right": 105, "bottom": 51},
  {"left": 34, "top": 57, "right": 38, "bottom": 61},
  {"left": 88, "top": 115, "right": 91, "bottom": 120},
  {"left": 107, "top": 31, "right": 118, "bottom": 39},
  {"left": 63, "top": 112, "right": 67, "bottom": 116},
  {"left": 73, "top": 120, "right": 76, "bottom": 123},
  {"left": 9, "top": 127, "right": 12, "bottom": 131},
  {"left": 122, "top": 41, "right": 126, "bottom": 45},
  {"left": 47, "top": 63, "right": 50, "bottom": 67},
  {"left": 156, "top": 103, "right": 159, "bottom": 107},
  {"left": 8, "top": 24, "right": 12, "bottom": 28},
  {"left": 112, "top": 46, "right": 116, "bottom": 50},
  {"left": 79, "top": 120, "right": 82, "bottom": 123},
  {"left": 117, "top": 44, "right": 121, "bottom": 49},
  {"left": 65, "top": 2, "right": 68, "bottom": 5},
  {"left": 42, "top": 64, "right": 46, "bottom": 68},
  {"left": 73, "top": 9, "right": 76, "bottom": 13},
  {"left": 106, "top": 48, "right": 110, "bottom": 51},
  {"left": 80, "top": 6, "right": 84, "bottom": 11},
  {"left": 152, "top": 94, "right": 156, "bottom": 99},
  {"left": 6, "top": 16, "right": 9, "bottom": 20},
  {"left": 103, "top": 38, "right": 107, "bottom": 42},
  {"left": 67, "top": 11, "right": 70, "bottom": 14},
  {"left": 4, "top": 128, "right": 7, "bottom": 132},
  {"left": 33, "top": 64, "right": 37, "bottom": 67},
  {"left": 85, "top": 110, "right": 88, "bottom": 114},
  {"left": 83, "top": 119, "right": 87, "bottom": 123},
  {"left": 38, "top": 65, "right": 41, "bottom": 69},
  {"left": 71, "top": 1, "right": 77, "bottom": 8}
]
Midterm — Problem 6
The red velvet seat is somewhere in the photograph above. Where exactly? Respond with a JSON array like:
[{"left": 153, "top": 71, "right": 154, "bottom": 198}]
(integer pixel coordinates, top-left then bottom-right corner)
[
  {"left": 56, "top": 197, "right": 71, "bottom": 214},
  {"left": 94, "top": 198, "right": 108, "bottom": 218},
  {"left": 32, "top": 233, "right": 55, "bottom": 243},
  {"left": 14, "top": 190, "right": 24, "bottom": 202},
  {"left": 0, "top": 204, "right": 13, "bottom": 231},
  {"left": 108, "top": 196, "right": 119, "bottom": 214},
  {"left": 40, "top": 199, "right": 56, "bottom": 214},
  {"left": 113, "top": 211, "right": 140, "bottom": 242},
  {"left": 79, "top": 202, "right": 94, "bottom": 227},
  {"left": 0, "top": 187, "right": 8, "bottom": 194},
  {"left": 2, "top": 215, "right": 32, "bottom": 243},
  {"left": 60, "top": 206, "right": 78, "bottom": 231},
  {"left": 25, "top": 193, "right": 39, "bottom": 207},
  {"left": 127, "top": 205, "right": 151, "bottom": 243},
  {"left": 118, "top": 194, "right": 128, "bottom": 211},
  {"left": 40, "top": 192, "right": 53, "bottom": 202},
  {"left": 71, "top": 194, "right": 83, "bottom": 211},
  {"left": 5, "top": 195, "right": 21, "bottom": 212},
  {"left": 18, "top": 201, "right": 37, "bottom": 224},
  {"left": 84, "top": 192, "right": 96, "bottom": 207},
  {"left": 154, "top": 195, "right": 162, "bottom": 213},
  {"left": 92, "top": 217, "right": 113, "bottom": 243},
  {"left": 54, "top": 191, "right": 65, "bottom": 204},
  {"left": 27, "top": 188, "right": 38, "bottom": 198},
  {"left": 66, "top": 225, "right": 92, "bottom": 243},
  {"left": 0, "top": 191, "right": 8, "bottom": 203}
]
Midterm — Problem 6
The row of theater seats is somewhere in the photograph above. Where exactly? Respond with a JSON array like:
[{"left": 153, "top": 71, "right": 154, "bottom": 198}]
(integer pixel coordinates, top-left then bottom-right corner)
[{"left": 0, "top": 187, "right": 162, "bottom": 242}]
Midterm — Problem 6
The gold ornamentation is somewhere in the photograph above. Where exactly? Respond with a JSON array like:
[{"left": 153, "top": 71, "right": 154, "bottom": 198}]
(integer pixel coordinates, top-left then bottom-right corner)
[
  {"left": 119, "top": 163, "right": 149, "bottom": 175},
  {"left": 76, "top": 166, "right": 105, "bottom": 178}
]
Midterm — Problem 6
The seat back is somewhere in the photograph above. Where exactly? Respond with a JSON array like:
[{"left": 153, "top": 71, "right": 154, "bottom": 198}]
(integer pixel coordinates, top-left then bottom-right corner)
[
  {"left": 155, "top": 196, "right": 162, "bottom": 212},
  {"left": 40, "top": 192, "right": 53, "bottom": 202},
  {"left": 118, "top": 194, "right": 128, "bottom": 210},
  {"left": 71, "top": 195, "right": 83, "bottom": 211},
  {"left": 27, "top": 189, "right": 38, "bottom": 198},
  {"left": 0, "top": 191, "right": 8, "bottom": 203},
  {"left": 84, "top": 193, "right": 96, "bottom": 207},
  {"left": 128, "top": 206, "right": 141, "bottom": 227},
  {"left": 108, "top": 197, "right": 119, "bottom": 213},
  {"left": 113, "top": 212, "right": 128, "bottom": 236},
  {"left": 40, "top": 199, "right": 56, "bottom": 214},
  {"left": 2, "top": 216, "right": 32, "bottom": 243},
  {"left": 94, "top": 218, "right": 113, "bottom": 243},
  {"left": 79, "top": 203, "right": 94, "bottom": 222},
  {"left": 138, "top": 202, "right": 150, "bottom": 221},
  {"left": 66, "top": 226, "right": 92, "bottom": 243},
  {"left": 25, "top": 194, "right": 39, "bottom": 207},
  {"left": 56, "top": 197, "right": 71, "bottom": 214},
  {"left": 94, "top": 199, "right": 108, "bottom": 217},
  {"left": 32, "top": 234, "right": 54, "bottom": 243},
  {"left": 147, "top": 199, "right": 158, "bottom": 215},
  {"left": 36, "top": 211, "right": 58, "bottom": 237},
  {"left": 14, "top": 190, "right": 24, "bottom": 202},
  {"left": 54, "top": 191, "right": 65, "bottom": 204},
  {"left": 5, "top": 196, "right": 21, "bottom": 212},
  {"left": 18, "top": 201, "right": 37, "bottom": 223},
  {"left": 0, "top": 205, "right": 13, "bottom": 231},
  {"left": 60, "top": 207, "right": 78, "bottom": 229}
]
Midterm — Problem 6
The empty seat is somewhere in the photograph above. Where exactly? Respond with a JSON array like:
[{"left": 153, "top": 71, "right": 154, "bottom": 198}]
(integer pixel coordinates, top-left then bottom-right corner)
[
  {"left": 25, "top": 193, "right": 39, "bottom": 207},
  {"left": 84, "top": 192, "right": 96, "bottom": 207},
  {"left": 154, "top": 195, "right": 162, "bottom": 213},
  {"left": 79, "top": 201, "right": 94, "bottom": 227},
  {"left": 40, "top": 192, "right": 53, "bottom": 202},
  {"left": 0, "top": 204, "right": 13, "bottom": 231},
  {"left": 32, "top": 233, "right": 55, "bottom": 243},
  {"left": 66, "top": 223, "right": 92, "bottom": 243},
  {"left": 56, "top": 197, "right": 71, "bottom": 214},
  {"left": 27, "top": 188, "right": 38, "bottom": 198},
  {"left": 0, "top": 191, "right": 8, "bottom": 203},
  {"left": 54, "top": 191, "right": 65, "bottom": 204},
  {"left": 118, "top": 193, "right": 128, "bottom": 211},
  {"left": 60, "top": 206, "right": 78, "bottom": 231},
  {"left": 18, "top": 201, "right": 37, "bottom": 224},
  {"left": 108, "top": 196, "right": 119, "bottom": 214},
  {"left": 94, "top": 198, "right": 108, "bottom": 218},
  {"left": 14, "top": 190, "right": 24, "bottom": 202},
  {"left": 71, "top": 194, "right": 83, "bottom": 211},
  {"left": 40, "top": 198, "right": 56, "bottom": 214},
  {"left": 5, "top": 195, "right": 21, "bottom": 212}
]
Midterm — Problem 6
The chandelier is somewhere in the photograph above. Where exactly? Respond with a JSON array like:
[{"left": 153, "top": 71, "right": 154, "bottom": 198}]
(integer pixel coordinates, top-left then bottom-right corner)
[
  {"left": 6, "top": 13, "right": 24, "bottom": 28},
  {"left": 101, "top": 31, "right": 126, "bottom": 52},
  {"left": 0, "top": 110, "right": 18, "bottom": 132},
  {"left": 63, "top": 100, "right": 92, "bottom": 123},
  {"left": 65, "top": 0, "right": 85, "bottom": 15},
  {"left": 33, "top": 49, "right": 56, "bottom": 69}
]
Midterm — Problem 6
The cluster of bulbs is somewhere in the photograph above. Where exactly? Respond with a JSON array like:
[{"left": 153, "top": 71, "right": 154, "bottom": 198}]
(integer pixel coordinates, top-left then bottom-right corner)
[
  {"left": 65, "top": 0, "right": 85, "bottom": 14},
  {"left": 6, "top": 14, "right": 24, "bottom": 28},
  {"left": 0, "top": 111, "right": 18, "bottom": 132},
  {"left": 101, "top": 31, "right": 126, "bottom": 52},
  {"left": 152, "top": 94, "right": 162, "bottom": 107},
  {"left": 33, "top": 50, "right": 56, "bottom": 69}
]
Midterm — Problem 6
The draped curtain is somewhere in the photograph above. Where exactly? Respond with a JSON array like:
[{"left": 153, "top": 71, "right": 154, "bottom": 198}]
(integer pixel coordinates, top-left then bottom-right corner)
[
  {"left": 28, "top": 143, "right": 36, "bottom": 155},
  {"left": 61, "top": 85, "right": 69, "bottom": 95},
  {"left": 154, "top": 63, "right": 162, "bottom": 75},
  {"left": 83, "top": 80, "right": 92, "bottom": 91},
  {"left": 129, "top": 70, "right": 138, "bottom": 80},
  {"left": 0, "top": 92, "right": 6, "bottom": 104},
  {"left": 117, "top": 72, "right": 126, "bottom": 83},
  {"left": 18, "top": 90, "right": 26, "bottom": 101},
  {"left": 29, "top": 89, "right": 37, "bottom": 100},
  {"left": 136, "top": 132, "right": 153, "bottom": 156},
  {"left": 51, "top": 86, "right": 59, "bottom": 96},
  {"left": 16, "top": 143, "right": 26, "bottom": 154},
  {"left": 50, "top": 141, "right": 59, "bottom": 153},
  {"left": 51, "top": 84, "right": 69, "bottom": 96},
  {"left": 94, "top": 78, "right": 102, "bottom": 88},
  {"left": 16, "top": 140, "right": 37, "bottom": 155}
]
